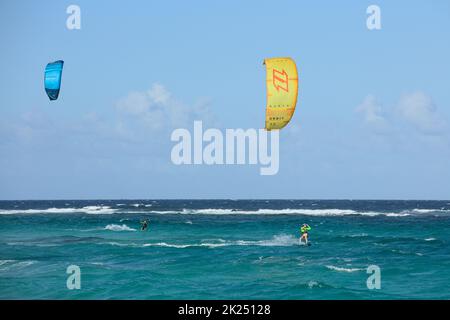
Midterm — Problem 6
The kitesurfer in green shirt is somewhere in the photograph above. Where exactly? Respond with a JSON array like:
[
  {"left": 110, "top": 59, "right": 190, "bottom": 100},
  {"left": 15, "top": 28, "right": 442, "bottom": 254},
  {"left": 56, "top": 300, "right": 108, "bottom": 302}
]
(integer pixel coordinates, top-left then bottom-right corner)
[{"left": 300, "top": 223, "right": 311, "bottom": 245}]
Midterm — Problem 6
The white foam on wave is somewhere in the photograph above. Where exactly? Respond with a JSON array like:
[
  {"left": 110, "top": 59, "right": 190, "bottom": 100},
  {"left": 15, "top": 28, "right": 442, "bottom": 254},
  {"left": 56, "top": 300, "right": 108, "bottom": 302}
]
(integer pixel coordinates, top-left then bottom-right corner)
[
  {"left": 0, "top": 260, "right": 15, "bottom": 266},
  {"left": 0, "top": 206, "right": 117, "bottom": 215},
  {"left": 0, "top": 208, "right": 81, "bottom": 214},
  {"left": 0, "top": 260, "right": 36, "bottom": 272},
  {"left": 348, "top": 233, "right": 369, "bottom": 238},
  {"left": 409, "top": 209, "right": 450, "bottom": 214},
  {"left": 143, "top": 242, "right": 195, "bottom": 249},
  {"left": 308, "top": 281, "right": 320, "bottom": 288},
  {"left": 104, "top": 224, "right": 136, "bottom": 232},
  {"left": 83, "top": 206, "right": 117, "bottom": 214},
  {"left": 4, "top": 206, "right": 447, "bottom": 216},
  {"left": 237, "top": 234, "right": 298, "bottom": 246},
  {"left": 104, "top": 241, "right": 140, "bottom": 247},
  {"left": 145, "top": 208, "right": 412, "bottom": 217},
  {"left": 325, "top": 265, "right": 363, "bottom": 273},
  {"left": 411, "top": 209, "right": 437, "bottom": 213},
  {"left": 424, "top": 238, "right": 437, "bottom": 241},
  {"left": 143, "top": 242, "right": 232, "bottom": 248},
  {"left": 386, "top": 213, "right": 410, "bottom": 217},
  {"left": 141, "top": 234, "right": 299, "bottom": 249}
]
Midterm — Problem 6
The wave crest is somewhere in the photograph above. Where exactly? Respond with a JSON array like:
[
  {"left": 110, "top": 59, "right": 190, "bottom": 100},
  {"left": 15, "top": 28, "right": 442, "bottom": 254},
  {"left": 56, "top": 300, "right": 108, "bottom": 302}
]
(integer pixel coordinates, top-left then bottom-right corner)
[
  {"left": 325, "top": 265, "right": 363, "bottom": 273},
  {"left": 140, "top": 234, "right": 299, "bottom": 249},
  {"left": 0, "top": 206, "right": 117, "bottom": 215},
  {"left": 104, "top": 224, "right": 136, "bottom": 232}
]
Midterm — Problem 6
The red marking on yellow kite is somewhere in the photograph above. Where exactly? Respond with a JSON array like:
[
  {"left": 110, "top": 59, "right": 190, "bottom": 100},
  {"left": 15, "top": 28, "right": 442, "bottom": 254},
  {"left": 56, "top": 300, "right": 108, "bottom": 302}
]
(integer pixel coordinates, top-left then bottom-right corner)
[{"left": 272, "top": 68, "right": 289, "bottom": 92}]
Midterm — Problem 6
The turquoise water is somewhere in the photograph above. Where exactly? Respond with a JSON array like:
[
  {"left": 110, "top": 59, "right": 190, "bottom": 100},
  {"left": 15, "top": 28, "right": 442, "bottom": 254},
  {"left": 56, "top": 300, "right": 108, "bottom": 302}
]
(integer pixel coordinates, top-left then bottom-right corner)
[{"left": 1, "top": 200, "right": 449, "bottom": 299}]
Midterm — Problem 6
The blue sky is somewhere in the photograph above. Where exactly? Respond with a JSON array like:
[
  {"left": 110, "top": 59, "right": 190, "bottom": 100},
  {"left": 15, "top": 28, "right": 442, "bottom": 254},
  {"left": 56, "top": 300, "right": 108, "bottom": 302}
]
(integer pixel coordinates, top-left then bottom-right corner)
[{"left": 0, "top": 0, "right": 449, "bottom": 200}]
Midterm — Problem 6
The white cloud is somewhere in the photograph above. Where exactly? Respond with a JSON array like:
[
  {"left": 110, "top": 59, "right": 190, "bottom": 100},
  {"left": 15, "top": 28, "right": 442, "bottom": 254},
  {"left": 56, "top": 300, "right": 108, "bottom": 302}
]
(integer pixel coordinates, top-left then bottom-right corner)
[
  {"left": 356, "top": 92, "right": 448, "bottom": 137},
  {"left": 396, "top": 91, "right": 447, "bottom": 135},
  {"left": 116, "top": 83, "right": 214, "bottom": 131},
  {"left": 117, "top": 91, "right": 150, "bottom": 116},
  {"left": 355, "top": 94, "right": 390, "bottom": 133},
  {"left": 147, "top": 83, "right": 171, "bottom": 104}
]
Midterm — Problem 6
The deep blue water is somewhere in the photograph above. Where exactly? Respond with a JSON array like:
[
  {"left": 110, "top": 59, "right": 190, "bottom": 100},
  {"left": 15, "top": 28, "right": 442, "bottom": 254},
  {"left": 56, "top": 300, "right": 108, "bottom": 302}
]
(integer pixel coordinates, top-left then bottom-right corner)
[{"left": 1, "top": 200, "right": 449, "bottom": 299}]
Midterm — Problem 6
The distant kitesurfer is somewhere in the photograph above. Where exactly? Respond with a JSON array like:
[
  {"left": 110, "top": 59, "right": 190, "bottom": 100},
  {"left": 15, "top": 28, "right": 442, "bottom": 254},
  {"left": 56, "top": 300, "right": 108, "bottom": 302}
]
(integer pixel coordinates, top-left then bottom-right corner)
[
  {"left": 300, "top": 223, "right": 311, "bottom": 245},
  {"left": 140, "top": 219, "right": 149, "bottom": 231}
]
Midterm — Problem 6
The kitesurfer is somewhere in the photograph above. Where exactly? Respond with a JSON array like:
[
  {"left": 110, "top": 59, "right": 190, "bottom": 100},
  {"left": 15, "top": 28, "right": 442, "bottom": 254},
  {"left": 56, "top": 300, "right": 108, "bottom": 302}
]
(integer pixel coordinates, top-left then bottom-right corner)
[
  {"left": 140, "top": 219, "right": 149, "bottom": 231},
  {"left": 300, "top": 223, "right": 311, "bottom": 244}
]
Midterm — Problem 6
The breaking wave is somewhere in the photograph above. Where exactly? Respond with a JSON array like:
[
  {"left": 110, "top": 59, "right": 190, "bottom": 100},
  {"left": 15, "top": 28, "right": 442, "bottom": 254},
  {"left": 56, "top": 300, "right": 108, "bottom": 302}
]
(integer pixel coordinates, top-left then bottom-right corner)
[
  {"left": 104, "top": 224, "right": 136, "bottom": 232},
  {"left": 147, "top": 208, "right": 412, "bottom": 217},
  {"left": 141, "top": 234, "right": 299, "bottom": 249},
  {"left": 1, "top": 206, "right": 448, "bottom": 217},
  {"left": 325, "top": 265, "right": 364, "bottom": 273},
  {"left": 0, "top": 206, "right": 117, "bottom": 215},
  {"left": 0, "top": 260, "right": 36, "bottom": 272}
]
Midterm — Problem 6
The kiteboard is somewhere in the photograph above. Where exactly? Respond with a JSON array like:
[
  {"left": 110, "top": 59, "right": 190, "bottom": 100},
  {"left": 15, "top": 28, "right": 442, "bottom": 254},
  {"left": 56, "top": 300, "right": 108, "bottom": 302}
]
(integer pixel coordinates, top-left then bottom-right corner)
[{"left": 299, "top": 239, "right": 311, "bottom": 246}]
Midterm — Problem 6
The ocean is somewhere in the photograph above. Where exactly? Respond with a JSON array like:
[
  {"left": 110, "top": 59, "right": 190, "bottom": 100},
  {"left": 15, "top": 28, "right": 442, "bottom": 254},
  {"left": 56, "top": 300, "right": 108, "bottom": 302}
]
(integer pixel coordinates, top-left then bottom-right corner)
[{"left": 1, "top": 200, "right": 449, "bottom": 299}]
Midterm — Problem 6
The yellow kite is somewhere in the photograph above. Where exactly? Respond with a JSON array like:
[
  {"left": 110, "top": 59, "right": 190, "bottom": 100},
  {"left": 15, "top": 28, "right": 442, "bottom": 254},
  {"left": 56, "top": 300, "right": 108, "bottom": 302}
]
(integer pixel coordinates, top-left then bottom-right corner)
[{"left": 264, "top": 57, "right": 298, "bottom": 130}]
